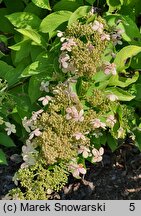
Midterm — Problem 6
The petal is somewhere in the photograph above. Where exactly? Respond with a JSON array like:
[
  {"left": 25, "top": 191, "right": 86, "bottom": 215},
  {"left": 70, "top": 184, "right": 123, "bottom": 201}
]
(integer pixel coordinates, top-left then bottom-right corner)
[
  {"left": 79, "top": 167, "right": 86, "bottom": 175},
  {"left": 96, "top": 156, "right": 103, "bottom": 162},
  {"left": 42, "top": 99, "right": 49, "bottom": 106},
  {"left": 91, "top": 157, "right": 98, "bottom": 163},
  {"left": 72, "top": 169, "right": 80, "bottom": 178},
  {"left": 83, "top": 151, "right": 89, "bottom": 158},
  {"left": 66, "top": 114, "right": 72, "bottom": 120},
  {"left": 92, "top": 148, "right": 99, "bottom": 157},
  {"left": 99, "top": 147, "right": 104, "bottom": 156}
]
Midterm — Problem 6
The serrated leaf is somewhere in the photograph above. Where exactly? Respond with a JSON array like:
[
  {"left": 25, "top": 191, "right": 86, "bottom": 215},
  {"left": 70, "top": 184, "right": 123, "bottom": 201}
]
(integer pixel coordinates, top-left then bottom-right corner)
[
  {"left": 32, "top": 0, "right": 51, "bottom": 10},
  {"left": 16, "top": 28, "right": 46, "bottom": 48},
  {"left": 106, "top": 87, "right": 135, "bottom": 101},
  {"left": 68, "top": 6, "right": 91, "bottom": 26},
  {"left": 0, "top": 149, "right": 8, "bottom": 165},
  {"left": 114, "top": 45, "right": 141, "bottom": 71},
  {"left": 6, "top": 12, "right": 41, "bottom": 29},
  {"left": 0, "top": 133, "right": 15, "bottom": 147},
  {"left": 40, "top": 11, "right": 72, "bottom": 33}
]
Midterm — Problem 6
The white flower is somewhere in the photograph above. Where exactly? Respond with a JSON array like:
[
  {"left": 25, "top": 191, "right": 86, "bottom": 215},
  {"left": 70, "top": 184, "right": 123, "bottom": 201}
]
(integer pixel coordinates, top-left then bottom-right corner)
[
  {"left": 107, "top": 94, "right": 118, "bottom": 101},
  {"left": 29, "top": 128, "right": 42, "bottom": 140},
  {"left": 57, "top": 30, "right": 64, "bottom": 38},
  {"left": 40, "top": 81, "right": 50, "bottom": 92},
  {"left": 91, "top": 119, "right": 106, "bottom": 130},
  {"left": 32, "top": 109, "right": 43, "bottom": 121},
  {"left": 61, "top": 38, "right": 76, "bottom": 52},
  {"left": 21, "top": 140, "right": 38, "bottom": 168},
  {"left": 68, "top": 161, "right": 86, "bottom": 178},
  {"left": 59, "top": 52, "right": 70, "bottom": 69},
  {"left": 38, "top": 96, "right": 52, "bottom": 106},
  {"left": 66, "top": 106, "right": 84, "bottom": 122},
  {"left": 22, "top": 117, "right": 33, "bottom": 133},
  {"left": 106, "top": 115, "right": 116, "bottom": 127},
  {"left": 73, "top": 132, "right": 86, "bottom": 141},
  {"left": 101, "top": 33, "right": 110, "bottom": 41},
  {"left": 91, "top": 147, "right": 104, "bottom": 163},
  {"left": 104, "top": 62, "right": 116, "bottom": 75},
  {"left": 5, "top": 122, "right": 16, "bottom": 136},
  {"left": 78, "top": 145, "right": 90, "bottom": 158},
  {"left": 92, "top": 20, "right": 104, "bottom": 33}
]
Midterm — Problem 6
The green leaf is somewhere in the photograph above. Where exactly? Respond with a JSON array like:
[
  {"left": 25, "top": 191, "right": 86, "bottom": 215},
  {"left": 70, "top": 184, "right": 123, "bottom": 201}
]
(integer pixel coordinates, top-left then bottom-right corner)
[
  {"left": 21, "top": 61, "right": 42, "bottom": 77},
  {"left": 107, "top": 134, "right": 118, "bottom": 152},
  {"left": 118, "top": 16, "right": 141, "bottom": 45},
  {"left": 114, "top": 45, "right": 141, "bottom": 71},
  {"left": 134, "top": 130, "right": 141, "bottom": 151},
  {"left": 53, "top": 0, "right": 81, "bottom": 12},
  {"left": 3, "top": 0, "right": 25, "bottom": 13},
  {"left": 40, "top": 11, "right": 72, "bottom": 33},
  {"left": 24, "top": 2, "right": 43, "bottom": 17},
  {"left": 0, "top": 149, "right": 7, "bottom": 165},
  {"left": 106, "top": 0, "right": 123, "bottom": 13},
  {"left": 32, "top": 0, "right": 51, "bottom": 10},
  {"left": 6, "top": 12, "right": 41, "bottom": 29},
  {"left": 68, "top": 6, "right": 91, "bottom": 26},
  {"left": 28, "top": 75, "right": 42, "bottom": 104},
  {"left": 28, "top": 73, "right": 51, "bottom": 104},
  {"left": 106, "top": 87, "right": 135, "bottom": 101},
  {"left": 9, "top": 39, "right": 31, "bottom": 63},
  {"left": 108, "top": 72, "right": 139, "bottom": 87},
  {"left": 0, "top": 60, "right": 14, "bottom": 79},
  {"left": 21, "top": 52, "right": 54, "bottom": 77},
  {"left": 0, "top": 8, "right": 14, "bottom": 33},
  {"left": 12, "top": 94, "right": 32, "bottom": 118},
  {"left": 86, "top": 0, "right": 96, "bottom": 4},
  {"left": 16, "top": 28, "right": 46, "bottom": 48},
  {"left": 0, "top": 132, "right": 16, "bottom": 147}
]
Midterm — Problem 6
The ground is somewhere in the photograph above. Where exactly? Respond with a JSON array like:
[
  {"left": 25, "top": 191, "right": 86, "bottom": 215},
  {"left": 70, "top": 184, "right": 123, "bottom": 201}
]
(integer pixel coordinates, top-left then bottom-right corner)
[{"left": 0, "top": 144, "right": 141, "bottom": 200}]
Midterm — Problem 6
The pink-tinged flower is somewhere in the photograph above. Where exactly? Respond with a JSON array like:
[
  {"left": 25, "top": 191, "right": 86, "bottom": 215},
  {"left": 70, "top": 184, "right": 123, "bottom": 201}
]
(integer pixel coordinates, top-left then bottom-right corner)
[
  {"left": 107, "top": 94, "right": 118, "bottom": 101},
  {"left": 21, "top": 140, "right": 37, "bottom": 168},
  {"left": 62, "top": 61, "right": 76, "bottom": 74},
  {"left": 101, "top": 33, "right": 110, "bottom": 41},
  {"left": 29, "top": 128, "right": 42, "bottom": 140},
  {"left": 40, "top": 81, "right": 49, "bottom": 92},
  {"left": 78, "top": 145, "right": 90, "bottom": 158},
  {"left": 106, "top": 115, "right": 116, "bottom": 127},
  {"left": 91, "top": 147, "right": 104, "bottom": 163},
  {"left": 32, "top": 109, "right": 43, "bottom": 121},
  {"left": 61, "top": 38, "right": 76, "bottom": 52},
  {"left": 87, "top": 44, "right": 94, "bottom": 52},
  {"left": 92, "top": 20, "right": 104, "bottom": 33},
  {"left": 66, "top": 106, "right": 84, "bottom": 122},
  {"left": 104, "top": 62, "right": 116, "bottom": 75},
  {"left": 38, "top": 95, "right": 52, "bottom": 106},
  {"left": 73, "top": 132, "right": 86, "bottom": 141},
  {"left": 69, "top": 162, "right": 86, "bottom": 178},
  {"left": 91, "top": 119, "right": 106, "bottom": 130},
  {"left": 59, "top": 52, "right": 70, "bottom": 69},
  {"left": 5, "top": 122, "right": 16, "bottom": 136},
  {"left": 22, "top": 117, "right": 33, "bottom": 133}
]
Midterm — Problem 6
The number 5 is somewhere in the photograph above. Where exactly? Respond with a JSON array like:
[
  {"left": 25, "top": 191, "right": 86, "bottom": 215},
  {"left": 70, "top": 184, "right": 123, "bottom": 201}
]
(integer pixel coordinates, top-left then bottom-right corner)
[{"left": 129, "top": 203, "right": 135, "bottom": 211}]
